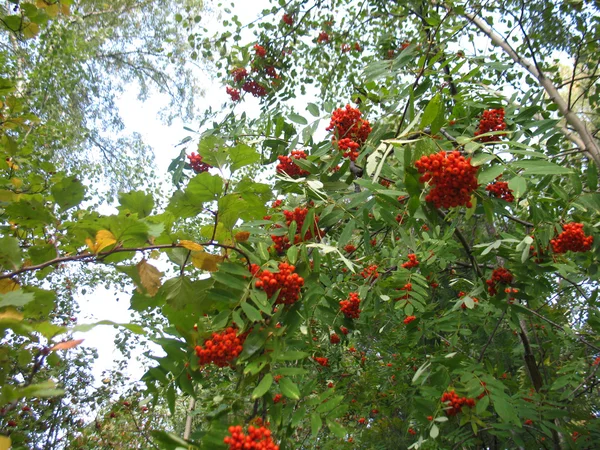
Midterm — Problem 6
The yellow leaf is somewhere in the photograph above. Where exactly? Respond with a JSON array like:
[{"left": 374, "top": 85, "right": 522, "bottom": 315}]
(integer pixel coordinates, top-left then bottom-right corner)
[
  {"left": 235, "top": 231, "right": 250, "bottom": 242},
  {"left": 61, "top": 3, "right": 71, "bottom": 15},
  {"left": 36, "top": 0, "right": 47, "bottom": 8},
  {"left": 50, "top": 339, "right": 84, "bottom": 352},
  {"left": 0, "top": 308, "right": 23, "bottom": 321},
  {"left": 0, "top": 278, "right": 19, "bottom": 294},
  {"left": 46, "top": 3, "right": 59, "bottom": 17},
  {"left": 191, "top": 251, "right": 225, "bottom": 272},
  {"left": 86, "top": 230, "right": 117, "bottom": 253},
  {"left": 180, "top": 240, "right": 204, "bottom": 252},
  {"left": 10, "top": 178, "right": 22, "bottom": 188},
  {"left": 137, "top": 259, "right": 162, "bottom": 296},
  {"left": 0, "top": 435, "right": 11, "bottom": 450},
  {"left": 6, "top": 159, "right": 19, "bottom": 170}
]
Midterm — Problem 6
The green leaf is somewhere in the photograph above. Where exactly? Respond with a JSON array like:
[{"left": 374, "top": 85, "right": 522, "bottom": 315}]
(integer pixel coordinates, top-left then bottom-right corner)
[
  {"left": 478, "top": 165, "right": 505, "bottom": 184},
  {"left": 118, "top": 191, "right": 154, "bottom": 218},
  {"left": 229, "top": 143, "right": 260, "bottom": 172},
  {"left": 420, "top": 93, "right": 441, "bottom": 129},
  {"left": 311, "top": 413, "right": 322, "bottom": 436},
  {"left": 241, "top": 301, "right": 263, "bottom": 322},
  {"left": 508, "top": 176, "right": 527, "bottom": 198},
  {"left": 307, "top": 103, "right": 319, "bottom": 117},
  {"left": 252, "top": 373, "right": 273, "bottom": 399},
  {"left": 289, "top": 113, "right": 308, "bottom": 125},
  {"left": 326, "top": 419, "right": 346, "bottom": 438},
  {"left": 186, "top": 172, "right": 223, "bottom": 203},
  {"left": 51, "top": 176, "right": 85, "bottom": 210},
  {"left": 0, "top": 290, "right": 34, "bottom": 308},
  {"left": 316, "top": 395, "right": 344, "bottom": 413},
  {"left": 0, "top": 236, "right": 22, "bottom": 270},
  {"left": 275, "top": 350, "right": 309, "bottom": 361},
  {"left": 279, "top": 377, "right": 301, "bottom": 400},
  {"left": 430, "top": 424, "right": 439, "bottom": 439},
  {"left": 492, "top": 396, "right": 518, "bottom": 424},
  {"left": 515, "top": 160, "right": 572, "bottom": 175}
]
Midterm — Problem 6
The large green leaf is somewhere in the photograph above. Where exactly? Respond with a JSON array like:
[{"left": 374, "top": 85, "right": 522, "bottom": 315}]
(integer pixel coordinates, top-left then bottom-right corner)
[{"left": 51, "top": 176, "right": 85, "bottom": 210}]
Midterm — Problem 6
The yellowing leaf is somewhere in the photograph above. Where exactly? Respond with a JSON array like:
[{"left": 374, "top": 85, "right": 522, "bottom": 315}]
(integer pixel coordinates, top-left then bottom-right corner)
[
  {"left": 61, "top": 3, "right": 71, "bottom": 15},
  {"left": 235, "top": 231, "right": 250, "bottom": 242},
  {"left": 50, "top": 339, "right": 84, "bottom": 352},
  {"left": 137, "top": 259, "right": 162, "bottom": 296},
  {"left": 0, "top": 278, "right": 19, "bottom": 294},
  {"left": 0, "top": 435, "right": 11, "bottom": 450},
  {"left": 180, "top": 240, "right": 204, "bottom": 252},
  {"left": 10, "top": 178, "right": 22, "bottom": 188},
  {"left": 36, "top": 0, "right": 47, "bottom": 8},
  {"left": 0, "top": 307, "right": 23, "bottom": 321},
  {"left": 86, "top": 230, "right": 117, "bottom": 253},
  {"left": 6, "top": 159, "right": 19, "bottom": 170},
  {"left": 191, "top": 251, "right": 225, "bottom": 272}
]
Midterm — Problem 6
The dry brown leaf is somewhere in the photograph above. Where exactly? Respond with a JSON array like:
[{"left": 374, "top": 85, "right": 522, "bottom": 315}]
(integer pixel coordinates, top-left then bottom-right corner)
[
  {"left": 234, "top": 231, "right": 250, "bottom": 242},
  {"left": 137, "top": 259, "right": 162, "bottom": 296},
  {"left": 180, "top": 240, "right": 204, "bottom": 252},
  {"left": 50, "top": 339, "right": 85, "bottom": 352},
  {"left": 86, "top": 230, "right": 117, "bottom": 254},
  {"left": 0, "top": 308, "right": 23, "bottom": 321},
  {"left": 0, "top": 278, "right": 19, "bottom": 294},
  {"left": 191, "top": 251, "right": 225, "bottom": 272}
]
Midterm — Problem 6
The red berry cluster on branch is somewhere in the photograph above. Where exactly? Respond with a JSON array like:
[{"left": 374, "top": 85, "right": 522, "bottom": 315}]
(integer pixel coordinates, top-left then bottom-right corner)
[
  {"left": 474, "top": 108, "right": 506, "bottom": 143},
  {"left": 344, "top": 244, "right": 356, "bottom": 253},
  {"left": 314, "top": 356, "right": 329, "bottom": 367},
  {"left": 340, "top": 326, "right": 349, "bottom": 335},
  {"left": 282, "top": 14, "right": 293, "bottom": 25},
  {"left": 317, "top": 31, "right": 330, "bottom": 43},
  {"left": 242, "top": 80, "right": 268, "bottom": 98},
  {"left": 326, "top": 105, "right": 372, "bottom": 161},
  {"left": 226, "top": 86, "right": 241, "bottom": 102},
  {"left": 270, "top": 207, "right": 322, "bottom": 253},
  {"left": 195, "top": 327, "right": 246, "bottom": 368},
  {"left": 550, "top": 223, "right": 594, "bottom": 254},
  {"left": 340, "top": 292, "right": 361, "bottom": 319},
  {"left": 441, "top": 391, "right": 476, "bottom": 416},
  {"left": 486, "top": 267, "right": 514, "bottom": 295},
  {"left": 486, "top": 179, "right": 514, "bottom": 202},
  {"left": 360, "top": 264, "right": 379, "bottom": 280},
  {"left": 458, "top": 291, "right": 479, "bottom": 309},
  {"left": 401, "top": 254, "right": 419, "bottom": 269},
  {"left": 276, "top": 150, "right": 310, "bottom": 178},
  {"left": 403, "top": 315, "right": 416, "bottom": 325},
  {"left": 330, "top": 333, "right": 340, "bottom": 344},
  {"left": 187, "top": 152, "right": 212, "bottom": 173},
  {"left": 396, "top": 283, "right": 412, "bottom": 301},
  {"left": 254, "top": 44, "right": 267, "bottom": 58},
  {"left": 415, "top": 151, "right": 478, "bottom": 208},
  {"left": 231, "top": 67, "right": 248, "bottom": 83},
  {"left": 224, "top": 425, "right": 279, "bottom": 450},
  {"left": 254, "top": 262, "right": 304, "bottom": 305}
]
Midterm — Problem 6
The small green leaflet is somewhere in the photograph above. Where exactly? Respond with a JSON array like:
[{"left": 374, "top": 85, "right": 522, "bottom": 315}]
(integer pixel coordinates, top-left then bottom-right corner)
[{"left": 251, "top": 373, "right": 273, "bottom": 399}]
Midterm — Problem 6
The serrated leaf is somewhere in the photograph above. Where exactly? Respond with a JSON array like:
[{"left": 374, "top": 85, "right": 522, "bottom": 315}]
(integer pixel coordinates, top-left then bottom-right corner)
[
  {"left": 279, "top": 377, "right": 301, "bottom": 400},
  {"left": 252, "top": 373, "right": 273, "bottom": 399},
  {"left": 311, "top": 413, "right": 322, "bottom": 436},
  {"left": 191, "top": 251, "right": 225, "bottom": 272},
  {"left": 241, "top": 301, "right": 263, "bottom": 322},
  {"left": 508, "top": 176, "right": 526, "bottom": 198},
  {"left": 0, "top": 290, "right": 34, "bottom": 308},
  {"left": 180, "top": 240, "right": 204, "bottom": 251},
  {"left": 289, "top": 113, "right": 308, "bottom": 125},
  {"left": 137, "top": 259, "right": 162, "bottom": 296},
  {"left": 51, "top": 176, "right": 85, "bottom": 210},
  {"left": 85, "top": 230, "right": 117, "bottom": 254},
  {"left": 421, "top": 93, "right": 441, "bottom": 129}
]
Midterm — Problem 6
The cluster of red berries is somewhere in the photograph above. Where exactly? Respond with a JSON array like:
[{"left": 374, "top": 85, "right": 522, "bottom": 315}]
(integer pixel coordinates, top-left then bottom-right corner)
[
  {"left": 340, "top": 326, "right": 349, "bottom": 335},
  {"left": 254, "top": 262, "right": 304, "bottom": 305},
  {"left": 330, "top": 333, "right": 341, "bottom": 344},
  {"left": 441, "top": 391, "right": 476, "bottom": 416},
  {"left": 195, "top": 327, "right": 246, "bottom": 368},
  {"left": 224, "top": 425, "right": 279, "bottom": 450},
  {"left": 326, "top": 105, "right": 372, "bottom": 161},
  {"left": 396, "top": 283, "right": 412, "bottom": 301},
  {"left": 344, "top": 244, "right": 356, "bottom": 253},
  {"left": 242, "top": 80, "right": 268, "bottom": 98},
  {"left": 276, "top": 150, "right": 310, "bottom": 177},
  {"left": 282, "top": 14, "right": 293, "bottom": 25},
  {"left": 341, "top": 42, "right": 362, "bottom": 53},
  {"left": 226, "top": 86, "right": 241, "bottom": 102},
  {"left": 360, "top": 264, "right": 379, "bottom": 280},
  {"left": 254, "top": 44, "right": 267, "bottom": 58},
  {"left": 402, "top": 254, "right": 419, "bottom": 269},
  {"left": 231, "top": 67, "right": 248, "bottom": 83},
  {"left": 458, "top": 291, "right": 479, "bottom": 309},
  {"left": 415, "top": 151, "right": 478, "bottom": 208},
  {"left": 187, "top": 152, "right": 211, "bottom": 173},
  {"left": 550, "top": 223, "right": 594, "bottom": 254},
  {"left": 317, "top": 31, "right": 329, "bottom": 43},
  {"left": 404, "top": 315, "right": 416, "bottom": 325},
  {"left": 486, "top": 267, "right": 513, "bottom": 295},
  {"left": 314, "top": 356, "right": 329, "bottom": 367},
  {"left": 340, "top": 292, "right": 361, "bottom": 319},
  {"left": 486, "top": 179, "right": 514, "bottom": 202},
  {"left": 408, "top": 427, "right": 417, "bottom": 435},
  {"left": 273, "top": 394, "right": 283, "bottom": 404},
  {"left": 474, "top": 108, "right": 506, "bottom": 143},
  {"left": 270, "top": 207, "right": 321, "bottom": 253}
]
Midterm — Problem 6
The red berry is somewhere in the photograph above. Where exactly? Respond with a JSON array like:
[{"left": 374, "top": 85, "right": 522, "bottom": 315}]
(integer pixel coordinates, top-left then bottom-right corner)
[
  {"left": 340, "top": 292, "right": 361, "bottom": 319},
  {"left": 550, "top": 222, "right": 593, "bottom": 254},
  {"left": 195, "top": 327, "right": 247, "bottom": 368},
  {"left": 474, "top": 108, "right": 507, "bottom": 143}
]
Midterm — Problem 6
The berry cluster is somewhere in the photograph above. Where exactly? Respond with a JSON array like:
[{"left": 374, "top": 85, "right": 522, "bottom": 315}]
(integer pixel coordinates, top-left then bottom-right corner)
[
  {"left": 360, "top": 264, "right": 379, "bottom": 280},
  {"left": 242, "top": 80, "right": 268, "bottom": 98},
  {"left": 270, "top": 207, "right": 321, "bottom": 253},
  {"left": 344, "top": 244, "right": 356, "bottom": 253},
  {"left": 195, "top": 327, "right": 246, "bottom": 368},
  {"left": 224, "top": 425, "right": 279, "bottom": 450},
  {"left": 330, "top": 333, "right": 341, "bottom": 344},
  {"left": 340, "top": 326, "right": 349, "bottom": 335},
  {"left": 282, "top": 14, "right": 293, "bottom": 25},
  {"left": 475, "top": 108, "right": 506, "bottom": 143},
  {"left": 486, "top": 179, "right": 514, "bottom": 202},
  {"left": 402, "top": 254, "right": 419, "bottom": 269},
  {"left": 396, "top": 283, "right": 412, "bottom": 301},
  {"left": 254, "top": 44, "right": 267, "bottom": 58},
  {"left": 226, "top": 86, "right": 241, "bottom": 102},
  {"left": 187, "top": 152, "right": 211, "bottom": 173},
  {"left": 231, "top": 67, "right": 248, "bottom": 83},
  {"left": 326, "top": 105, "right": 372, "bottom": 161},
  {"left": 441, "top": 391, "right": 476, "bottom": 416},
  {"left": 415, "top": 151, "right": 478, "bottom": 208},
  {"left": 340, "top": 292, "right": 361, "bottom": 319},
  {"left": 254, "top": 262, "right": 304, "bottom": 305},
  {"left": 314, "top": 356, "right": 329, "bottom": 367},
  {"left": 486, "top": 267, "right": 514, "bottom": 296},
  {"left": 273, "top": 394, "right": 283, "bottom": 404},
  {"left": 317, "top": 31, "right": 330, "bottom": 43},
  {"left": 550, "top": 223, "right": 594, "bottom": 254},
  {"left": 404, "top": 315, "right": 416, "bottom": 325},
  {"left": 276, "top": 150, "right": 310, "bottom": 178}
]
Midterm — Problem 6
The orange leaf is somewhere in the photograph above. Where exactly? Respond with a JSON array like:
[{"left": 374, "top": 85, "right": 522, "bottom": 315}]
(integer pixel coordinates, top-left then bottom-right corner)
[
  {"left": 0, "top": 278, "right": 19, "bottom": 294},
  {"left": 137, "top": 259, "right": 162, "bottom": 296},
  {"left": 50, "top": 339, "right": 85, "bottom": 352},
  {"left": 180, "top": 240, "right": 204, "bottom": 252},
  {"left": 235, "top": 231, "right": 250, "bottom": 242}
]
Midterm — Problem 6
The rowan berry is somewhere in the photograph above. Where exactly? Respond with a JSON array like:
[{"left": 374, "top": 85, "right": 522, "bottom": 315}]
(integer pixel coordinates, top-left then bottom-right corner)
[
  {"left": 340, "top": 292, "right": 361, "bottom": 319},
  {"left": 330, "top": 333, "right": 341, "bottom": 344},
  {"left": 340, "top": 326, "right": 349, "bottom": 335},
  {"left": 550, "top": 223, "right": 593, "bottom": 254},
  {"left": 401, "top": 41, "right": 410, "bottom": 50},
  {"left": 341, "top": 43, "right": 351, "bottom": 53},
  {"left": 408, "top": 427, "right": 416, "bottom": 435},
  {"left": 274, "top": 375, "right": 283, "bottom": 383},
  {"left": 328, "top": 382, "right": 334, "bottom": 388},
  {"left": 380, "top": 178, "right": 392, "bottom": 187},
  {"left": 195, "top": 327, "right": 246, "bottom": 368},
  {"left": 317, "top": 31, "right": 329, "bottom": 43},
  {"left": 486, "top": 179, "right": 514, "bottom": 202},
  {"left": 358, "top": 417, "right": 366, "bottom": 424},
  {"left": 441, "top": 391, "right": 476, "bottom": 416},
  {"left": 486, "top": 267, "right": 513, "bottom": 295},
  {"left": 360, "top": 264, "right": 379, "bottom": 280},
  {"left": 404, "top": 315, "right": 416, "bottom": 325},
  {"left": 402, "top": 253, "right": 419, "bottom": 269},
  {"left": 225, "top": 86, "right": 241, "bottom": 102},
  {"left": 224, "top": 424, "right": 279, "bottom": 450},
  {"left": 186, "top": 152, "right": 212, "bottom": 174},
  {"left": 7, "top": 420, "right": 17, "bottom": 427},
  {"left": 353, "top": 42, "right": 362, "bottom": 52},
  {"left": 231, "top": 67, "right": 248, "bottom": 83},
  {"left": 344, "top": 244, "right": 356, "bottom": 253},
  {"left": 475, "top": 108, "right": 506, "bottom": 142},
  {"left": 593, "top": 356, "right": 600, "bottom": 366},
  {"left": 276, "top": 150, "right": 310, "bottom": 177},
  {"left": 427, "top": 416, "right": 433, "bottom": 421},
  {"left": 314, "top": 356, "right": 329, "bottom": 367},
  {"left": 254, "top": 262, "right": 304, "bottom": 305},
  {"left": 415, "top": 151, "right": 478, "bottom": 208},
  {"left": 273, "top": 394, "right": 282, "bottom": 404},
  {"left": 254, "top": 44, "right": 267, "bottom": 58},
  {"left": 395, "top": 283, "right": 412, "bottom": 301},
  {"left": 242, "top": 80, "right": 268, "bottom": 97},
  {"left": 524, "top": 419, "right": 533, "bottom": 426},
  {"left": 326, "top": 105, "right": 372, "bottom": 161},
  {"left": 282, "top": 14, "right": 293, "bottom": 25}
]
